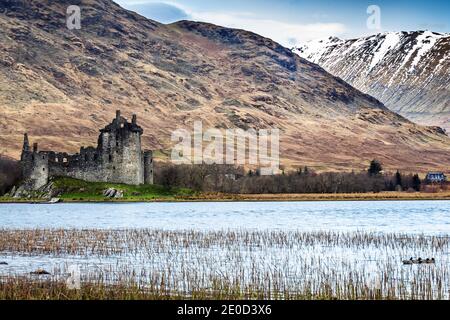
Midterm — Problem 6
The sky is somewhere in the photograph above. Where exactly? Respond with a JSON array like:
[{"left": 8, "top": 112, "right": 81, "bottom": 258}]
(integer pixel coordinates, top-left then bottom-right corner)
[{"left": 115, "top": 0, "right": 450, "bottom": 47}]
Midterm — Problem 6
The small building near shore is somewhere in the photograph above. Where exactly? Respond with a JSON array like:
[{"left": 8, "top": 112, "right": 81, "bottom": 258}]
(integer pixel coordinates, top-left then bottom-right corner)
[{"left": 425, "top": 172, "right": 447, "bottom": 183}]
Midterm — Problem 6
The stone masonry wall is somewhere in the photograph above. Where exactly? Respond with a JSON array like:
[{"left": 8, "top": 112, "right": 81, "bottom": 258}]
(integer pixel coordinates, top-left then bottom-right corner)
[
  {"left": 144, "top": 151, "right": 154, "bottom": 185},
  {"left": 21, "top": 150, "right": 49, "bottom": 190},
  {"left": 20, "top": 111, "right": 153, "bottom": 189}
]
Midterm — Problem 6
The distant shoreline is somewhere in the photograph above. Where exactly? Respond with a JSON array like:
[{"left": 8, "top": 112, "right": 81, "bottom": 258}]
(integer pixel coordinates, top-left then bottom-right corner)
[{"left": 1, "top": 191, "right": 449, "bottom": 204}]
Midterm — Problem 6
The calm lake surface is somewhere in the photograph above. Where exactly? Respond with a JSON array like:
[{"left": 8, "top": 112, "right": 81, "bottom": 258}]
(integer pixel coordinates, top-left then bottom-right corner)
[
  {"left": 1, "top": 200, "right": 450, "bottom": 299},
  {"left": 0, "top": 200, "right": 449, "bottom": 233}
]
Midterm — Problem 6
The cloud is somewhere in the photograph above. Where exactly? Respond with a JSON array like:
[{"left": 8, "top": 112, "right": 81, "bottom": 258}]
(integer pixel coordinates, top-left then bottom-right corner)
[
  {"left": 189, "top": 11, "right": 346, "bottom": 46},
  {"left": 118, "top": 1, "right": 189, "bottom": 23},
  {"left": 116, "top": 1, "right": 346, "bottom": 46}
]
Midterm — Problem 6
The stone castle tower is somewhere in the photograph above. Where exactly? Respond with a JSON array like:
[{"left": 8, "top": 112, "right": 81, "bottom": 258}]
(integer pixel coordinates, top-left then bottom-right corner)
[{"left": 21, "top": 111, "right": 153, "bottom": 190}]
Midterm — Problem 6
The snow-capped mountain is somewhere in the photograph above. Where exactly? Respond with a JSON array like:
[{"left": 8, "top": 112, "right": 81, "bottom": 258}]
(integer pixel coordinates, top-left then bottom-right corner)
[{"left": 293, "top": 31, "right": 450, "bottom": 131}]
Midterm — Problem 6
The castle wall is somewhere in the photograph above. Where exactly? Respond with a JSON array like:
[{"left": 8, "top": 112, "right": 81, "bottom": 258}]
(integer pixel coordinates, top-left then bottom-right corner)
[
  {"left": 118, "top": 130, "right": 144, "bottom": 185},
  {"left": 98, "top": 122, "right": 144, "bottom": 185},
  {"left": 20, "top": 111, "right": 153, "bottom": 189},
  {"left": 64, "top": 147, "right": 104, "bottom": 182},
  {"left": 144, "top": 151, "right": 154, "bottom": 185},
  {"left": 22, "top": 151, "right": 49, "bottom": 190},
  {"left": 64, "top": 158, "right": 105, "bottom": 183}
]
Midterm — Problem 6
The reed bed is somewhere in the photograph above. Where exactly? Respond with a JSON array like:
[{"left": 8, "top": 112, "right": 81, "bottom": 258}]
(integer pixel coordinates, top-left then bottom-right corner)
[{"left": 0, "top": 229, "right": 449, "bottom": 300}]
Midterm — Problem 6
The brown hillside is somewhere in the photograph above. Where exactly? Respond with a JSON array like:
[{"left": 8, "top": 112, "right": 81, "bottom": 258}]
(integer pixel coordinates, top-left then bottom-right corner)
[{"left": 0, "top": 0, "right": 449, "bottom": 173}]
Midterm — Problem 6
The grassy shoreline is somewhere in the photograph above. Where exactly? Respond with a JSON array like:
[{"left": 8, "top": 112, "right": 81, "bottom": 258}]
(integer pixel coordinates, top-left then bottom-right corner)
[
  {"left": 1, "top": 191, "right": 449, "bottom": 203},
  {"left": 1, "top": 177, "right": 449, "bottom": 203}
]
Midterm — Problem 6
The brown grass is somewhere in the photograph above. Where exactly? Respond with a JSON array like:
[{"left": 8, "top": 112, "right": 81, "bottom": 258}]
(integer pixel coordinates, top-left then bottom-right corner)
[
  {"left": 2, "top": 191, "right": 450, "bottom": 203},
  {"left": 1, "top": 229, "right": 449, "bottom": 300},
  {"left": 182, "top": 191, "right": 450, "bottom": 202}
]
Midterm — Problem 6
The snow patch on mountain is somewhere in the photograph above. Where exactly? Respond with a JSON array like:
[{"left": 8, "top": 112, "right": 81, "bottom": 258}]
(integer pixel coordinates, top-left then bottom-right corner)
[
  {"left": 368, "top": 32, "right": 400, "bottom": 71},
  {"left": 292, "top": 31, "right": 450, "bottom": 131},
  {"left": 408, "top": 31, "right": 444, "bottom": 72}
]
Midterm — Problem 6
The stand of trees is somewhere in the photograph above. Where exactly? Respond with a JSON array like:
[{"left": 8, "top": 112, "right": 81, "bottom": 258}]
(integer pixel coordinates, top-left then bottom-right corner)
[
  {"left": 155, "top": 160, "right": 423, "bottom": 194},
  {"left": 0, "top": 157, "right": 428, "bottom": 196},
  {"left": 0, "top": 156, "right": 21, "bottom": 196}
]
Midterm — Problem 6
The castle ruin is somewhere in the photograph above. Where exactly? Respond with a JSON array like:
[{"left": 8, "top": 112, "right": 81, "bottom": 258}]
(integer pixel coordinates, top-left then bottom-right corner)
[{"left": 21, "top": 111, "right": 153, "bottom": 189}]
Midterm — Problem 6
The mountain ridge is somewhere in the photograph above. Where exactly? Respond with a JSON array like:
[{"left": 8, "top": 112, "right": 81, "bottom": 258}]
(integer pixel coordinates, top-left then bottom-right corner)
[
  {"left": 0, "top": 0, "right": 449, "bottom": 173},
  {"left": 293, "top": 30, "right": 450, "bottom": 132}
]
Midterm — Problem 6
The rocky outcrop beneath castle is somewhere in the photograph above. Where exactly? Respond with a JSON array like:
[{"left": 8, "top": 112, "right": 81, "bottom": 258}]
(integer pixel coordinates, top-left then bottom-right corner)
[
  {"left": 6, "top": 178, "right": 125, "bottom": 200},
  {"left": 7, "top": 180, "right": 59, "bottom": 200},
  {"left": 103, "top": 188, "right": 124, "bottom": 199}
]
